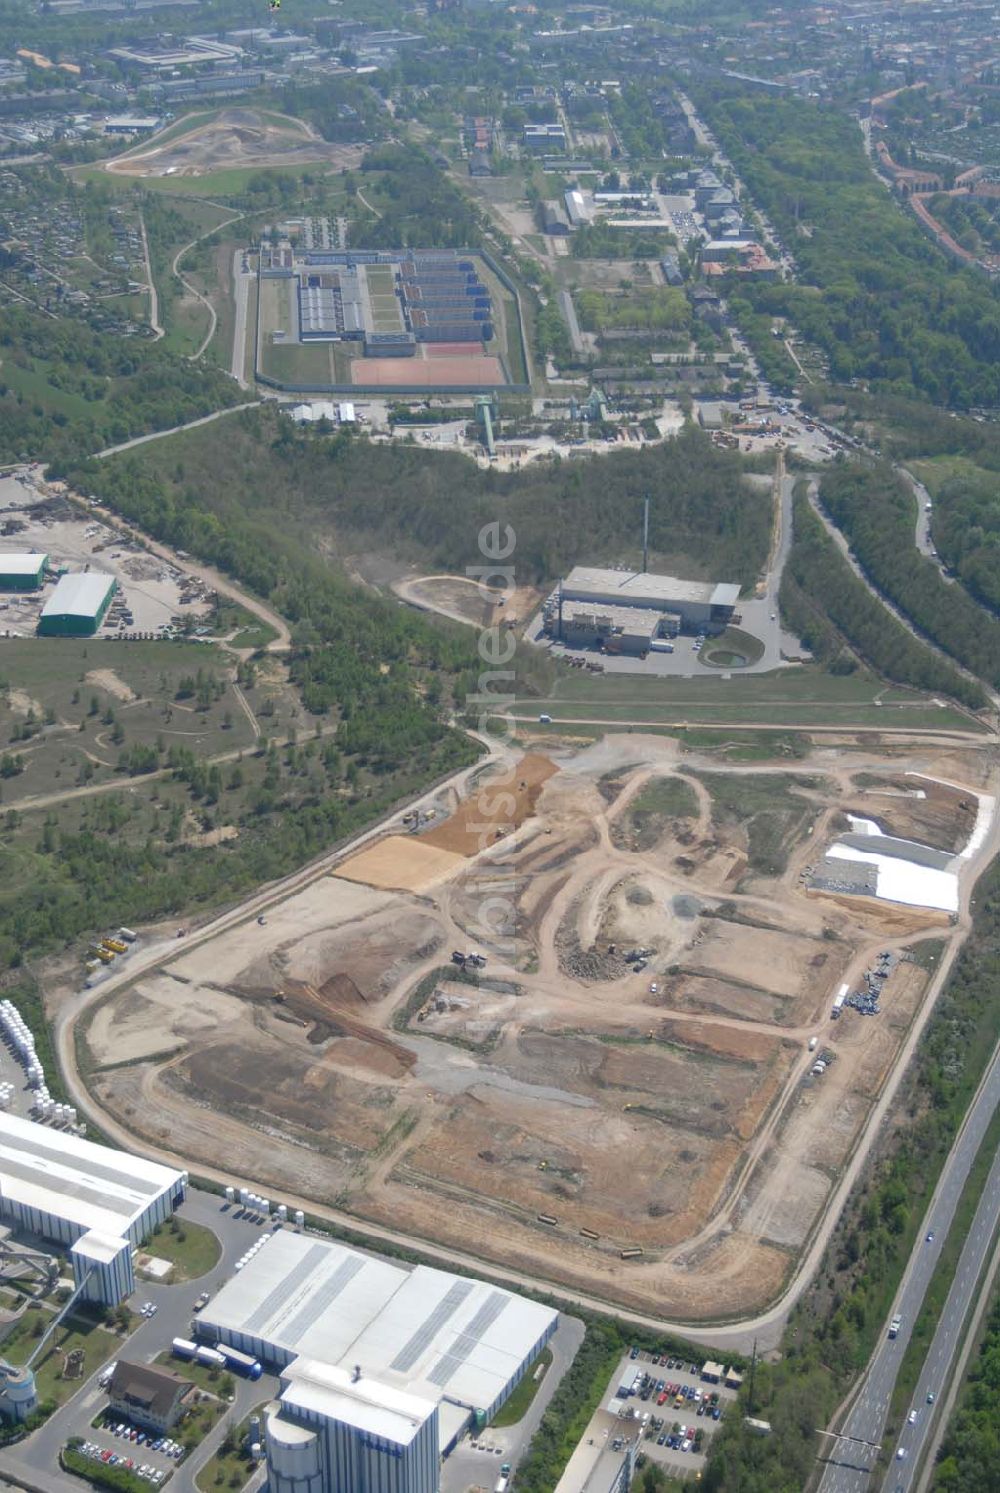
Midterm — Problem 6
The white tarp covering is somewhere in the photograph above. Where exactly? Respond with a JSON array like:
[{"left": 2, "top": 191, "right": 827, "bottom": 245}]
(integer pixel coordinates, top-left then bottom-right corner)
[{"left": 826, "top": 842, "right": 958, "bottom": 912}]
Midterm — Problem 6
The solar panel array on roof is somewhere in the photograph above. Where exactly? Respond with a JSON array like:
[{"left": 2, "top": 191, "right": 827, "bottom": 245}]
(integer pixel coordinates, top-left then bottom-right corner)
[
  {"left": 390, "top": 1281, "right": 474, "bottom": 1374},
  {"left": 199, "top": 1230, "right": 559, "bottom": 1422},
  {"left": 244, "top": 1243, "right": 328, "bottom": 1335},
  {"left": 428, "top": 1290, "right": 509, "bottom": 1388}
]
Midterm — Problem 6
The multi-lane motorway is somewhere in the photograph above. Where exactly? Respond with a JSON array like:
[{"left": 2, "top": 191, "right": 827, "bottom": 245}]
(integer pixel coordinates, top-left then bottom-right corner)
[{"left": 818, "top": 1042, "right": 1000, "bottom": 1493}]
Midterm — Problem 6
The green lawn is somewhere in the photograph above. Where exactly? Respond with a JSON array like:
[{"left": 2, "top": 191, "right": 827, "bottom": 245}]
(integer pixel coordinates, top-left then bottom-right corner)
[
  {"left": 195, "top": 1403, "right": 269, "bottom": 1493},
  {"left": 261, "top": 340, "right": 336, "bottom": 386},
  {"left": 511, "top": 664, "right": 984, "bottom": 731},
  {"left": 30, "top": 1312, "right": 121, "bottom": 1408},
  {"left": 907, "top": 455, "right": 988, "bottom": 498},
  {"left": 700, "top": 626, "right": 765, "bottom": 669},
  {"left": 154, "top": 1351, "right": 235, "bottom": 1400},
  {"left": 491, "top": 1349, "right": 553, "bottom": 1428},
  {"left": 142, "top": 1218, "right": 221, "bottom": 1282},
  {"left": 0, "top": 359, "right": 94, "bottom": 418}
]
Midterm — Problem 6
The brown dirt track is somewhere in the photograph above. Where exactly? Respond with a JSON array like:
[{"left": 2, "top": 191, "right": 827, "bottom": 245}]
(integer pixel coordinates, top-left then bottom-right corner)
[
  {"left": 352, "top": 354, "right": 506, "bottom": 387},
  {"left": 79, "top": 734, "right": 997, "bottom": 1320}
]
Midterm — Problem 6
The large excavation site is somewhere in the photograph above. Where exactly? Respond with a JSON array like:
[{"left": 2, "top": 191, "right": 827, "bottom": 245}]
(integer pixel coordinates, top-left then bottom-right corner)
[{"left": 80, "top": 731, "right": 997, "bottom": 1320}]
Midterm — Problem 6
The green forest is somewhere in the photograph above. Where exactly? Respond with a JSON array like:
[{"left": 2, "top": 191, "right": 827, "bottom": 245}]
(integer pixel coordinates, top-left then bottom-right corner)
[
  {"left": 695, "top": 86, "right": 1000, "bottom": 407},
  {"left": 0, "top": 431, "right": 508, "bottom": 976},
  {"left": 0, "top": 303, "right": 242, "bottom": 465},
  {"left": 925, "top": 465, "right": 1000, "bottom": 613},
  {"left": 818, "top": 464, "right": 1000, "bottom": 688},
  {"left": 780, "top": 487, "right": 985, "bottom": 709},
  {"left": 359, "top": 143, "right": 486, "bottom": 248},
  {"left": 73, "top": 411, "right": 772, "bottom": 593},
  {"left": 704, "top": 856, "right": 1000, "bottom": 1491},
  {"left": 932, "top": 1283, "right": 1000, "bottom": 1490}
]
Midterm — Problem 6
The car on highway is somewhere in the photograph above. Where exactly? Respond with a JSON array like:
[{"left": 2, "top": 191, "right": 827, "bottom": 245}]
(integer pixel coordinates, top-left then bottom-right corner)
[
  {"left": 926, "top": 1231, "right": 935, "bottom": 1242},
  {"left": 896, "top": 1447, "right": 907, "bottom": 1461},
  {"left": 927, "top": 1391, "right": 935, "bottom": 1404},
  {"left": 908, "top": 1410, "right": 917, "bottom": 1425}
]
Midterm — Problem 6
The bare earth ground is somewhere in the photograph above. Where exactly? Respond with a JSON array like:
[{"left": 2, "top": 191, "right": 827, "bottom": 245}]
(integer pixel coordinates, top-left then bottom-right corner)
[
  {"left": 103, "top": 108, "right": 364, "bottom": 180},
  {"left": 81, "top": 733, "right": 998, "bottom": 1320}
]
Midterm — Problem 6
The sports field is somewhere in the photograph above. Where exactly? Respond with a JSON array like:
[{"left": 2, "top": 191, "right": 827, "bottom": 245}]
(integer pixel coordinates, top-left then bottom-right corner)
[{"left": 353, "top": 352, "right": 505, "bottom": 386}]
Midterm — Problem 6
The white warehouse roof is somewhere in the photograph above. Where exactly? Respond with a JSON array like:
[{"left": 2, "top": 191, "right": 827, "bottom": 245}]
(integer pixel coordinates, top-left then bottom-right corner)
[
  {"left": 0, "top": 1112, "right": 185, "bottom": 1238},
  {"left": 562, "top": 565, "right": 739, "bottom": 610},
  {"left": 0, "top": 552, "right": 48, "bottom": 575},
  {"left": 202, "top": 1230, "right": 557, "bottom": 1417},
  {"left": 280, "top": 1358, "right": 436, "bottom": 1446},
  {"left": 40, "top": 572, "right": 115, "bottom": 621}
]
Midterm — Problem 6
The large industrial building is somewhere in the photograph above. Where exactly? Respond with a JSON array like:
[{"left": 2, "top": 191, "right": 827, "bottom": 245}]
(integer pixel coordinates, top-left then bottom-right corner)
[
  {"left": 37, "top": 572, "right": 116, "bottom": 636},
  {"left": 0, "top": 1113, "right": 186, "bottom": 1305},
  {"left": 262, "top": 247, "right": 495, "bottom": 352},
  {"left": 0, "top": 553, "right": 48, "bottom": 591},
  {"left": 543, "top": 565, "right": 740, "bottom": 655},
  {"left": 198, "top": 1230, "right": 558, "bottom": 1493}
]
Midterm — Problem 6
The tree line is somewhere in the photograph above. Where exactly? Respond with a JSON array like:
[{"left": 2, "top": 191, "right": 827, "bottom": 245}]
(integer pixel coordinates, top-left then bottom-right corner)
[
  {"left": 780, "top": 485, "right": 986, "bottom": 709},
  {"left": 819, "top": 463, "right": 1000, "bottom": 689},
  {"left": 92, "top": 409, "right": 773, "bottom": 594},
  {"left": 932, "top": 1281, "right": 1000, "bottom": 1490}
]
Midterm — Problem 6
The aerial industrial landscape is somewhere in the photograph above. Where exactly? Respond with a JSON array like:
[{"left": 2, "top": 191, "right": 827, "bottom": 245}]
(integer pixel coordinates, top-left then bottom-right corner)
[{"left": 2, "top": 1, "right": 1000, "bottom": 1492}]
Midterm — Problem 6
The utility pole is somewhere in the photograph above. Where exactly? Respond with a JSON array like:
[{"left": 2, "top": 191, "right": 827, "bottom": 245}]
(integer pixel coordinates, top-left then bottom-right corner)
[
  {"left": 747, "top": 1337, "right": 758, "bottom": 1413},
  {"left": 642, "top": 495, "right": 650, "bottom": 574}
]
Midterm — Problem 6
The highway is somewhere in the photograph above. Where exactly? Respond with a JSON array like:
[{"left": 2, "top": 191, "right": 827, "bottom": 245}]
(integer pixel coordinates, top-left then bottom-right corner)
[
  {"left": 894, "top": 1142, "right": 1000, "bottom": 1491},
  {"left": 817, "top": 1041, "right": 1000, "bottom": 1493}
]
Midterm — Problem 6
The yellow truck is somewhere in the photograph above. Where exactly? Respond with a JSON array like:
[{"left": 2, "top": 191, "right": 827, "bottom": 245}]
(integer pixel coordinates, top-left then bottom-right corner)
[{"left": 102, "top": 938, "right": 128, "bottom": 955}]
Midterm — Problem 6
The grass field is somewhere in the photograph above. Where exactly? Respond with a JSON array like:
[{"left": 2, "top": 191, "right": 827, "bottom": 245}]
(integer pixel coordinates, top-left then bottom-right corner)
[
  {"left": 76, "top": 159, "right": 334, "bottom": 200},
  {"left": 142, "top": 1218, "right": 221, "bottom": 1282},
  {"left": 491, "top": 1348, "right": 553, "bottom": 1428},
  {"left": 154, "top": 1351, "right": 235, "bottom": 1399},
  {"left": 7, "top": 1310, "right": 121, "bottom": 1408},
  {"left": 531, "top": 668, "right": 985, "bottom": 731},
  {"left": 194, "top": 1405, "right": 267, "bottom": 1493},
  {"left": 515, "top": 665, "right": 986, "bottom": 731},
  {"left": 0, "top": 360, "right": 94, "bottom": 418},
  {"left": 907, "top": 455, "right": 987, "bottom": 497},
  {"left": 261, "top": 339, "right": 335, "bottom": 386}
]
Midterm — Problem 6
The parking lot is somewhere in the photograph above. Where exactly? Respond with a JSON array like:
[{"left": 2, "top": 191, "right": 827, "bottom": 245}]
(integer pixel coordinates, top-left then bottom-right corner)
[
  {"left": 75, "top": 1417, "right": 185, "bottom": 1487},
  {"left": 554, "top": 1347, "right": 740, "bottom": 1490},
  {"left": 0, "top": 471, "right": 214, "bottom": 640}
]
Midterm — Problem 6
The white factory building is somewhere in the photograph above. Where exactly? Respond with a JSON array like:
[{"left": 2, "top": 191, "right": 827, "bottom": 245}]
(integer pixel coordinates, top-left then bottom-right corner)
[
  {"left": 543, "top": 565, "right": 740, "bottom": 654},
  {"left": 198, "top": 1230, "right": 558, "bottom": 1493},
  {"left": 0, "top": 1113, "right": 187, "bottom": 1305}
]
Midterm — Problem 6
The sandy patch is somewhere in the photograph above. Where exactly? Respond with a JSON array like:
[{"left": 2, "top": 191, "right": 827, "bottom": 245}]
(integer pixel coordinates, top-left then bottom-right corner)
[
  {"left": 88, "top": 975, "right": 245, "bottom": 1066},
  {"left": 168, "top": 879, "right": 396, "bottom": 988},
  {"left": 334, "top": 838, "right": 465, "bottom": 892},
  {"left": 420, "top": 753, "right": 558, "bottom": 856},
  {"left": 85, "top": 668, "right": 137, "bottom": 704},
  {"left": 7, "top": 688, "right": 42, "bottom": 717}
]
